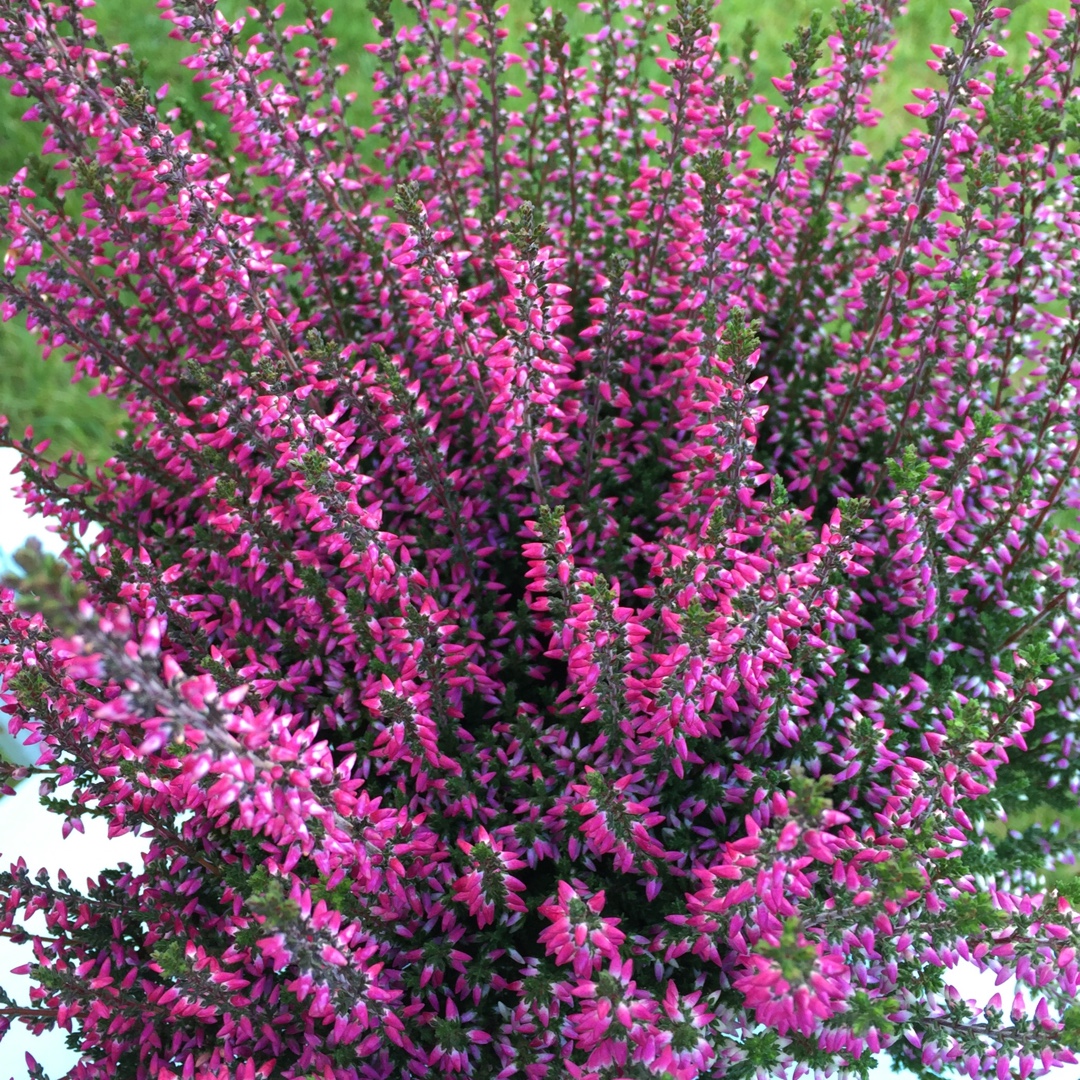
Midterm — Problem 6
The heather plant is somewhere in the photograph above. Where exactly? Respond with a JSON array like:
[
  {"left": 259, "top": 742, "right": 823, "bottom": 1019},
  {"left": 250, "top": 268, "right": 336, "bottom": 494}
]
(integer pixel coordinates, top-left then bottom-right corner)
[{"left": 4, "top": 0, "right": 1080, "bottom": 1078}]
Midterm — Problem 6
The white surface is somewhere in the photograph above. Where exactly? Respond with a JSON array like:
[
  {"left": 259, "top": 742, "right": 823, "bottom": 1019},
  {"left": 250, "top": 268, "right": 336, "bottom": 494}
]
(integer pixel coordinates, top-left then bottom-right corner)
[
  {"left": 0, "top": 447, "right": 150, "bottom": 1079},
  {"left": 0, "top": 448, "right": 66, "bottom": 560},
  {"left": 0, "top": 447, "right": 90, "bottom": 769},
  {"left": 0, "top": 451, "right": 1074, "bottom": 1080},
  {"left": 0, "top": 446, "right": 64, "bottom": 773},
  {"left": 0, "top": 796, "right": 149, "bottom": 1080}
]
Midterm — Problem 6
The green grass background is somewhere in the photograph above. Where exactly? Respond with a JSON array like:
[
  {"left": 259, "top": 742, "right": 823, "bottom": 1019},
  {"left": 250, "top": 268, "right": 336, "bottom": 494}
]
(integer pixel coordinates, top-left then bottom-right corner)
[
  {"left": 1, "top": 0, "right": 1078, "bottom": 868},
  {"left": 0, "top": 0, "right": 1064, "bottom": 465}
]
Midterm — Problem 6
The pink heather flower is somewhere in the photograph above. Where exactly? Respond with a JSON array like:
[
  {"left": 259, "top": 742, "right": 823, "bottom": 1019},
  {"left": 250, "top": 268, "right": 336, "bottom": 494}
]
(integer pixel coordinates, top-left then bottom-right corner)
[
  {"left": 735, "top": 947, "right": 852, "bottom": 1037},
  {"left": 0, "top": 0, "right": 1078, "bottom": 1076},
  {"left": 538, "top": 881, "right": 626, "bottom": 979},
  {"left": 453, "top": 828, "right": 528, "bottom": 928}
]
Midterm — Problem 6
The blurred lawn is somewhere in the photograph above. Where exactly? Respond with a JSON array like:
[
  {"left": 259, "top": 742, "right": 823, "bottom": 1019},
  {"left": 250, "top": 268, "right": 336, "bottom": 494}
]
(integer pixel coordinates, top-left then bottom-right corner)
[{"left": 0, "top": 0, "right": 1064, "bottom": 466}]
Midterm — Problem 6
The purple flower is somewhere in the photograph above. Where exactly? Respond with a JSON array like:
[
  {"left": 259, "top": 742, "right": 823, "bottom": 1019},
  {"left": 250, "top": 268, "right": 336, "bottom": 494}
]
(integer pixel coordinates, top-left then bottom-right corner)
[{"left": 0, "top": 0, "right": 1080, "bottom": 1075}]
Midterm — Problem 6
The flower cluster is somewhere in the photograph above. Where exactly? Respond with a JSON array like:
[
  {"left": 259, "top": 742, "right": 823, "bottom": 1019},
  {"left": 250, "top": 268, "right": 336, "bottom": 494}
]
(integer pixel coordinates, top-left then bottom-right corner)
[{"left": 1, "top": 0, "right": 1080, "bottom": 1076}]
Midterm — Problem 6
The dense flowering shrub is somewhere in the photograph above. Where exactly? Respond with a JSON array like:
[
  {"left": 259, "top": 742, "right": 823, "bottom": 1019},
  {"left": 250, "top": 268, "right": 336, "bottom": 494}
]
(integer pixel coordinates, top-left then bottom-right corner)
[{"left": 4, "top": 0, "right": 1080, "bottom": 1076}]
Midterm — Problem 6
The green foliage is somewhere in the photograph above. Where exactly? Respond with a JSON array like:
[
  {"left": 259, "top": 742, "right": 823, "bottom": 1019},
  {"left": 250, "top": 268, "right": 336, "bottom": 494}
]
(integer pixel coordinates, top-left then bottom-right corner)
[
  {"left": 780, "top": 10, "right": 829, "bottom": 103},
  {"left": 727, "top": 1029, "right": 782, "bottom": 1080},
  {"left": 246, "top": 876, "right": 301, "bottom": 927},
  {"left": 718, "top": 306, "right": 760, "bottom": 377},
  {"left": 787, "top": 765, "right": 836, "bottom": 820},
  {"left": 151, "top": 939, "right": 190, "bottom": 980},
  {"left": 888, "top": 445, "right": 931, "bottom": 492},
  {"left": 848, "top": 990, "right": 898, "bottom": 1039},
  {"left": 1, "top": 538, "right": 89, "bottom": 634},
  {"left": 754, "top": 916, "right": 818, "bottom": 985},
  {"left": 986, "top": 65, "right": 1064, "bottom": 152}
]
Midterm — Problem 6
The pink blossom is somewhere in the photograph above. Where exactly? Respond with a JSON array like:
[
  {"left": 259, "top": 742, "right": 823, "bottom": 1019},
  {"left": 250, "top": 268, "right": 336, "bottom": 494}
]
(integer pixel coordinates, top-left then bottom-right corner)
[{"left": 0, "top": 0, "right": 1077, "bottom": 1076}]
